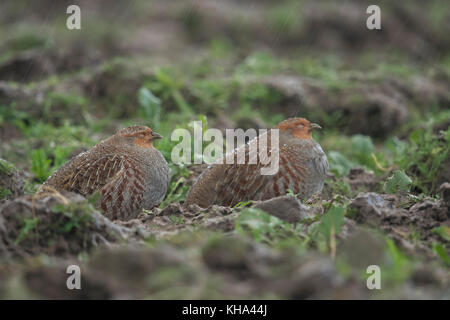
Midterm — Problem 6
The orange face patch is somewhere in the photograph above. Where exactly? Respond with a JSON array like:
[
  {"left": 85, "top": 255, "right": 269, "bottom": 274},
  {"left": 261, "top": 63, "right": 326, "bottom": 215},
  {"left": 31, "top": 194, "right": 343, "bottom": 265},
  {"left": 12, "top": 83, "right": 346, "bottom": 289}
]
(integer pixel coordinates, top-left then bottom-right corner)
[
  {"left": 291, "top": 127, "right": 313, "bottom": 139},
  {"left": 133, "top": 135, "right": 153, "bottom": 148},
  {"left": 126, "top": 128, "right": 154, "bottom": 148},
  {"left": 277, "top": 118, "right": 313, "bottom": 139},
  {"left": 277, "top": 118, "right": 310, "bottom": 130}
]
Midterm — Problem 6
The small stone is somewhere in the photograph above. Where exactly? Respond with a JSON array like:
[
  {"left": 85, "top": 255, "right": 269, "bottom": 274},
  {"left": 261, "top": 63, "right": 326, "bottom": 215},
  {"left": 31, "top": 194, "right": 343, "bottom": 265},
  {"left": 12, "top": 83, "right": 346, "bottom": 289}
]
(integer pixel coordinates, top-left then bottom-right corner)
[
  {"left": 253, "top": 195, "right": 311, "bottom": 223},
  {"left": 439, "top": 182, "right": 450, "bottom": 207}
]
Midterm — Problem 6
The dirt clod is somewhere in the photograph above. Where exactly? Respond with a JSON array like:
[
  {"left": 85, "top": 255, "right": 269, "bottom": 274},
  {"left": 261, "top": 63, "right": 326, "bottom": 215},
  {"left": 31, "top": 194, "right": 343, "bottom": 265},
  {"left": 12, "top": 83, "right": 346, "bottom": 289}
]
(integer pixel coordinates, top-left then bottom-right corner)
[
  {"left": 0, "top": 191, "right": 132, "bottom": 259},
  {"left": 349, "top": 192, "right": 450, "bottom": 251},
  {"left": 344, "top": 168, "right": 379, "bottom": 193},
  {"left": 253, "top": 195, "right": 311, "bottom": 223}
]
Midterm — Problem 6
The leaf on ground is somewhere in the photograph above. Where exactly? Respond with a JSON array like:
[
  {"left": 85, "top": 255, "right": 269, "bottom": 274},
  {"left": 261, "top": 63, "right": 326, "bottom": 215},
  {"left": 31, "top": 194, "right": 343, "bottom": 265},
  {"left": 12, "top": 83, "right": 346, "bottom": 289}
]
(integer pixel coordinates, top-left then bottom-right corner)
[
  {"left": 432, "top": 243, "right": 450, "bottom": 266},
  {"left": 328, "top": 151, "right": 356, "bottom": 177},
  {"left": 432, "top": 226, "right": 450, "bottom": 241},
  {"left": 383, "top": 170, "right": 412, "bottom": 194},
  {"left": 318, "top": 205, "right": 345, "bottom": 239}
]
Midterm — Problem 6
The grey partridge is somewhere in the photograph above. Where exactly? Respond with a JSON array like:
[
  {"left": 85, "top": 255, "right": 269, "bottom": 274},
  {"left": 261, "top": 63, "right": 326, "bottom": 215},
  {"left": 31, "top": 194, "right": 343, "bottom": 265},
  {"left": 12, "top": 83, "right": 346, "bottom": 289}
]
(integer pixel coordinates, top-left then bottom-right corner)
[
  {"left": 184, "top": 118, "right": 328, "bottom": 208},
  {"left": 42, "top": 125, "right": 170, "bottom": 221}
]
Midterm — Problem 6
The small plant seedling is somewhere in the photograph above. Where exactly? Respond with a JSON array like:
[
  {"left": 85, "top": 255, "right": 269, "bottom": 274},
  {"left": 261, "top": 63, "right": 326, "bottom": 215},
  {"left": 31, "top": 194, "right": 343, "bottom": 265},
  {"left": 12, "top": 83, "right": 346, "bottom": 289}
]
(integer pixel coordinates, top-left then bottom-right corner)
[
  {"left": 15, "top": 217, "right": 39, "bottom": 244},
  {"left": 169, "top": 215, "right": 185, "bottom": 224},
  {"left": 235, "top": 208, "right": 300, "bottom": 246},
  {"left": 432, "top": 226, "right": 450, "bottom": 242},
  {"left": 383, "top": 170, "right": 412, "bottom": 194},
  {"left": 138, "top": 87, "right": 161, "bottom": 128},
  {"left": 432, "top": 243, "right": 450, "bottom": 266},
  {"left": 30, "top": 148, "right": 52, "bottom": 183},
  {"left": 0, "top": 188, "right": 12, "bottom": 199},
  {"left": 233, "top": 200, "right": 253, "bottom": 208},
  {"left": 327, "top": 151, "right": 357, "bottom": 177},
  {"left": 0, "top": 158, "right": 17, "bottom": 175},
  {"left": 351, "top": 134, "right": 375, "bottom": 168},
  {"left": 316, "top": 205, "right": 345, "bottom": 258}
]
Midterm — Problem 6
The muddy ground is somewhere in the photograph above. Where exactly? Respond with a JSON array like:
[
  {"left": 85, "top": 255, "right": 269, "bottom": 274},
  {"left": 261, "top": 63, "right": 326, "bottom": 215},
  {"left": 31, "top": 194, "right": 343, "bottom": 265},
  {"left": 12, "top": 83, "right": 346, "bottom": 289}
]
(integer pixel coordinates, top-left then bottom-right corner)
[{"left": 0, "top": 0, "right": 449, "bottom": 299}]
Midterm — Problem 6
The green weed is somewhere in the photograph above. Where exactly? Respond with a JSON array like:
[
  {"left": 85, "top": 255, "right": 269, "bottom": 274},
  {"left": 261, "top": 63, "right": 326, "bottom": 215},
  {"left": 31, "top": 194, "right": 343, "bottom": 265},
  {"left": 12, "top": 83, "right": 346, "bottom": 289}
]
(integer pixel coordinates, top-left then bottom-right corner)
[
  {"left": 169, "top": 215, "right": 185, "bottom": 224},
  {"left": 51, "top": 201, "right": 96, "bottom": 235},
  {"left": 15, "top": 217, "right": 39, "bottom": 244},
  {"left": 0, "top": 105, "right": 29, "bottom": 128},
  {"left": 384, "top": 238, "right": 412, "bottom": 285},
  {"left": 390, "top": 127, "right": 450, "bottom": 194},
  {"left": 327, "top": 151, "right": 356, "bottom": 177},
  {"left": 0, "top": 158, "right": 17, "bottom": 175},
  {"left": 0, "top": 188, "right": 12, "bottom": 200},
  {"left": 235, "top": 208, "right": 305, "bottom": 247},
  {"left": 432, "top": 243, "right": 450, "bottom": 266},
  {"left": 432, "top": 226, "right": 450, "bottom": 242},
  {"left": 383, "top": 170, "right": 412, "bottom": 194},
  {"left": 314, "top": 205, "right": 345, "bottom": 256},
  {"left": 138, "top": 87, "right": 161, "bottom": 128},
  {"left": 146, "top": 67, "right": 192, "bottom": 115},
  {"left": 30, "top": 148, "right": 52, "bottom": 182}
]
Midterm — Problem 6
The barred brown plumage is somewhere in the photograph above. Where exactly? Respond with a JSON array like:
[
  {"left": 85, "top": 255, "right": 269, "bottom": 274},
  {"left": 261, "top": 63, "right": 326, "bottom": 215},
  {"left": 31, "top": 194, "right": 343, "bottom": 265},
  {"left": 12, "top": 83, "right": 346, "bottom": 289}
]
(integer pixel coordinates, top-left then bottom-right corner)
[
  {"left": 41, "top": 125, "right": 170, "bottom": 221},
  {"left": 184, "top": 118, "right": 328, "bottom": 208}
]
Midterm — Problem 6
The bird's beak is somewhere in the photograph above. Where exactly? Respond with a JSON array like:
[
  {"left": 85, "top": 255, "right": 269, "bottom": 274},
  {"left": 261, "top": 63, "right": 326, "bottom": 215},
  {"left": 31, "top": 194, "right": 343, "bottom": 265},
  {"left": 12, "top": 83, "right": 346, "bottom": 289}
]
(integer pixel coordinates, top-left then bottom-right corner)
[
  {"left": 151, "top": 131, "right": 163, "bottom": 140},
  {"left": 310, "top": 123, "right": 322, "bottom": 130}
]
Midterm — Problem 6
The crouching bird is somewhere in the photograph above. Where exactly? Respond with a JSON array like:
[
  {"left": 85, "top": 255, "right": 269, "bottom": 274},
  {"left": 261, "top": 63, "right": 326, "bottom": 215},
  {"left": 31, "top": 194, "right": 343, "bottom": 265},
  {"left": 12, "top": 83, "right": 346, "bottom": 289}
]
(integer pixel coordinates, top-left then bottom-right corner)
[
  {"left": 42, "top": 125, "right": 170, "bottom": 221},
  {"left": 184, "top": 118, "right": 328, "bottom": 208}
]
